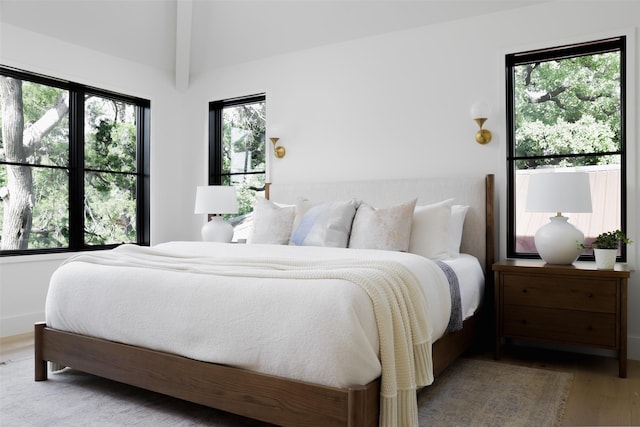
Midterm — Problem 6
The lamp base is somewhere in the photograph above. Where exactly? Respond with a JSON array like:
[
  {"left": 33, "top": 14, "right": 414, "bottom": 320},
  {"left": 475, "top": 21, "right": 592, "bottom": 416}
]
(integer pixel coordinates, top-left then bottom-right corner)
[
  {"left": 201, "top": 216, "right": 233, "bottom": 242},
  {"left": 534, "top": 215, "right": 584, "bottom": 265}
]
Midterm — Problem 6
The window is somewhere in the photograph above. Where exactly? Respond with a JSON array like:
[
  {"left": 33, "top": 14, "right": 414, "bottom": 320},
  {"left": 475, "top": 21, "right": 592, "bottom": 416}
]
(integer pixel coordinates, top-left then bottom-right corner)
[
  {"left": 0, "top": 66, "right": 150, "bottom": 255},
  {"left": 506, "top": 37, "right": 627, "bottom": 261},
  {"left": 209, "top": 94, "right": 266, "bottom": 240}
]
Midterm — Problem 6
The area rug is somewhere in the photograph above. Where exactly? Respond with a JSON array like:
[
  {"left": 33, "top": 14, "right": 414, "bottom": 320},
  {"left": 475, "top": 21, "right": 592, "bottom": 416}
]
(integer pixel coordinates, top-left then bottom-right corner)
[
  {"left": 1, "top": 356, "right": 572, "bottom": 426},
  {"left": 418, "top": 358, "right": 572, "bottom": 427}
]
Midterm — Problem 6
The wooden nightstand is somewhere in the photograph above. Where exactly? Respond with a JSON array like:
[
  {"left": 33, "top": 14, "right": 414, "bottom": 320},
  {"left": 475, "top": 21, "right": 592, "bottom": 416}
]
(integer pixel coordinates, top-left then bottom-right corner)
[{"left": 493, "top": 259, "right": 630, "bottom": 378}]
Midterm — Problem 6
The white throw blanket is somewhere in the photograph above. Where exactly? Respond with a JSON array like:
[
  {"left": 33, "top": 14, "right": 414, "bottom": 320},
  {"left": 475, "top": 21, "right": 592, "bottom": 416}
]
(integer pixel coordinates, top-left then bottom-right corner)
[{"left": 58, "top": 244, "right": 436, "bottom": 427}]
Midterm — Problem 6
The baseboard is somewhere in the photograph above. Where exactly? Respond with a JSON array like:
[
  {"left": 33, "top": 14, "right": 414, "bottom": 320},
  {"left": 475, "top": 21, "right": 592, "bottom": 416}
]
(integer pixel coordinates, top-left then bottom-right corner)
[{"left": 1, "top": 311, "right": 44, "bottom": 338}]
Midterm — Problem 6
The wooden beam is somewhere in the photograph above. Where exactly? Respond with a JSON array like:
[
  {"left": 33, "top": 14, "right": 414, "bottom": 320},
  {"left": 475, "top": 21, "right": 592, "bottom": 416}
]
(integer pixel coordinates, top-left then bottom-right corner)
[{"left": 175, "top": 0, "right": 193, "bottom": 90}]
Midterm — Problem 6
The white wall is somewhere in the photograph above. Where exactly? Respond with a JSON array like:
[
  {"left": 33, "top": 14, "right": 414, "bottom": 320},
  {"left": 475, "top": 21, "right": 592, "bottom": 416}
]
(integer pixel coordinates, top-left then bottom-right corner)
[{"left": 2, "top": 2, "right": 639, "bottom": 360}]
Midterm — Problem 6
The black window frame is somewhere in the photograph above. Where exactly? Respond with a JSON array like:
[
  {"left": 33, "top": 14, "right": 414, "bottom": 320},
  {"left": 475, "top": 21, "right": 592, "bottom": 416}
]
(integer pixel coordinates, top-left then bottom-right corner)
[
  {"left": 208, "top": 93, "right": 266, "bottom": 187},
  {"left": 0, "top": 65, "right": 150, "bottom": 256},
  {"left": 505, "top": 36, "right": 627, "bottom": 261}
]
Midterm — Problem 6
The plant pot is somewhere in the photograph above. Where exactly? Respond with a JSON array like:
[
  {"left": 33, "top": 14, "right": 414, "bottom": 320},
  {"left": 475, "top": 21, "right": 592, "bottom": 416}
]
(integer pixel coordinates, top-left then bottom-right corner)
[{"left": 594, "top": 248, "right": 617, "bottom": 269}]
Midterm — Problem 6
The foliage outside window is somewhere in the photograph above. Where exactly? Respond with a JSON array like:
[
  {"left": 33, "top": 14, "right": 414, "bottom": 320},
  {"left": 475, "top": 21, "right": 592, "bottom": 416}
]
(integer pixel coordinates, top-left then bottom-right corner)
[
  {"left": 209, "top": 94, "right": 266, "bottom": 240},
  {"left": 506, "top": 37, "right": 627, "bottom": 260},
  {"left": 0, "top": 67, "right": 150, "bottom": 255}
]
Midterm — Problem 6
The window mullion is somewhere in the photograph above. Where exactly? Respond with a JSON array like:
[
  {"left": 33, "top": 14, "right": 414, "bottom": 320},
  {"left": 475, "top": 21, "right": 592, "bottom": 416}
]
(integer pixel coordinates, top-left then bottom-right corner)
[
  {"left": 208, "top": 103, "right": 223, "bottom": 186},
  {"left": 137, "top": 105, "right": 151, "bottom": 246},
  {"left": 68, "top": 87, "right": 84, "bottom": 250},
  {"left": 510, "top": 151, "right": 623, "bottom": 161}
]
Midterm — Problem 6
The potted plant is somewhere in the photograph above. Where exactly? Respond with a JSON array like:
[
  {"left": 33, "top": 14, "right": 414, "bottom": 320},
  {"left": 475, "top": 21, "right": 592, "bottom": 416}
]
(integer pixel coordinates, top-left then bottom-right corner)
[{"left": 579, "top": 229, "right": 632, "bottom": 269}]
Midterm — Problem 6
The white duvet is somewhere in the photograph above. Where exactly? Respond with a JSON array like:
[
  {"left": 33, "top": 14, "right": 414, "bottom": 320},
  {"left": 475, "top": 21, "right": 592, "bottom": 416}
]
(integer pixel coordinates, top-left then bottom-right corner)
[{"left": 46, "top": 241, "right": 483, "bottom": 390}]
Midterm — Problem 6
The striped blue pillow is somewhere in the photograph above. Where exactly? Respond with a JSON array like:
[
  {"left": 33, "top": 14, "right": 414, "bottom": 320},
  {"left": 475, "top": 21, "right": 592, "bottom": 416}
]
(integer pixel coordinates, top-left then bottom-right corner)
[{"left": 290, "top": 200, "right": 359, "bottom": 248}]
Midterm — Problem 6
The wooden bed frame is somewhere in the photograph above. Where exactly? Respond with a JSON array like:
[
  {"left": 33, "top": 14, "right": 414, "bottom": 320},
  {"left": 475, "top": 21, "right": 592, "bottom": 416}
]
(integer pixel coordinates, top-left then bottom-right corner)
[{"left": 35, "top": 174, "right": 495, "bottom": 427}]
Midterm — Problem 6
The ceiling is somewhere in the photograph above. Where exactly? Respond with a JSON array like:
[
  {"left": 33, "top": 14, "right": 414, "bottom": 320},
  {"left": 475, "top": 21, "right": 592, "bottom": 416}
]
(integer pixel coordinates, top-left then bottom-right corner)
[{"left": 1, "top": 0, "right": 546, "bottom": 84}]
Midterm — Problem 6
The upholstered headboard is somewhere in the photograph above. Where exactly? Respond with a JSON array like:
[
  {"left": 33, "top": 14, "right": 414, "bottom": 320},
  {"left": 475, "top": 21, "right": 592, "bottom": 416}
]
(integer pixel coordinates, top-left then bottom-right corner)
[{"left": 267, "top": 174, "right": 495, "bottom": 274}]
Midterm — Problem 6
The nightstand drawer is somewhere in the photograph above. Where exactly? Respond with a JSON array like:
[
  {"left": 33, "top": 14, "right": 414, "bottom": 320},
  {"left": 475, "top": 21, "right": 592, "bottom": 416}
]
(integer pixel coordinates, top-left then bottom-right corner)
[
  {"left": 502, "top": 273, "right": 616, "bottom": 313},
  {"left": 503, "top": 305, "right": 616, "bottom": 347}
]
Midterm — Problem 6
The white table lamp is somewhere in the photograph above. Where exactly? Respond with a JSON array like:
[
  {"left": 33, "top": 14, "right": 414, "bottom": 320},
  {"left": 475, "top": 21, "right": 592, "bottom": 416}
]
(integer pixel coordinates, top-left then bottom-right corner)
[
  {"left": 194, "top": 186, "right": 238, "bottom": 242},
  {"left": 526, "top": 172, "right": 592, "bottom": 264}
]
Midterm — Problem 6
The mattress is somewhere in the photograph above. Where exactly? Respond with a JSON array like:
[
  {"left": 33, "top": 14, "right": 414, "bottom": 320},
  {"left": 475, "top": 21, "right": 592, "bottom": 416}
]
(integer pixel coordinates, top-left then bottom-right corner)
[{"left": 45, "top": 241, "right": 483, "bottom": 389}]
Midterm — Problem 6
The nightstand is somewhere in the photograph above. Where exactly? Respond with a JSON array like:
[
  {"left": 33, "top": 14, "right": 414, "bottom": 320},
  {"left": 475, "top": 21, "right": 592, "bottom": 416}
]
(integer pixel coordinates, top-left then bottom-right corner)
[{"left": 493, "top": 259, "right": 630, "bottom": 378}]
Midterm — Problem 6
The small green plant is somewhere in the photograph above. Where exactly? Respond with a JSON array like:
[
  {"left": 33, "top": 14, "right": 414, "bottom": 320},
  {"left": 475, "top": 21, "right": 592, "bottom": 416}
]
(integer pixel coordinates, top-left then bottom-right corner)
[{"left": 579, "top": 229, "right": 632, "bottom": 250}]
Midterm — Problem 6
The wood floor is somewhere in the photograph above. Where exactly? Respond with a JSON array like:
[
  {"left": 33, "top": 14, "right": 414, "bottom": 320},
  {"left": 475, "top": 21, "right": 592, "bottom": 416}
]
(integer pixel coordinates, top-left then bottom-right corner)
[{"left": 2, "top": 333, "right": 639, "bottom": 426}]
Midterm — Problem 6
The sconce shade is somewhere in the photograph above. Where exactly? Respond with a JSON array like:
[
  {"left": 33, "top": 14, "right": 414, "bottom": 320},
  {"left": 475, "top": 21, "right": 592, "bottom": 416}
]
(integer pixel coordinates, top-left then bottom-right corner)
[
  {"left": 194, "top": 186, "right": 238, "bottom": 242},
  {"left": 525, "top": 172, "right": 592, "bottom": 264},
  {"left": 470, "top": 102, "right": 491, "bottom": 119}
]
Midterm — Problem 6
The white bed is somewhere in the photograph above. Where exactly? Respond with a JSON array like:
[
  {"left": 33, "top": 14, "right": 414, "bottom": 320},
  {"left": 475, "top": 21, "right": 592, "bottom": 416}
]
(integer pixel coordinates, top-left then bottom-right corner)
[
  {"left": 36, "top": 174, "right": 495, "bottom": 427},
  {"left": 46, "top": 242, "right": 483, "bottom": 389}
]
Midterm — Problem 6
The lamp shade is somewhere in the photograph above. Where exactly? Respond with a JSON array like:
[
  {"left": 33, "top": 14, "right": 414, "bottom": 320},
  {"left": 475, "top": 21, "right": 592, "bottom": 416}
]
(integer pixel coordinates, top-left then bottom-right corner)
[
  {"left": 194, "top": 186, "right": 238, "bottom": 215},
  {"left": 525, "top": 172, "right": 592, "bottom": 265},
  {"left": 525, "top": 172, "right": 592, "bottom": 214}
]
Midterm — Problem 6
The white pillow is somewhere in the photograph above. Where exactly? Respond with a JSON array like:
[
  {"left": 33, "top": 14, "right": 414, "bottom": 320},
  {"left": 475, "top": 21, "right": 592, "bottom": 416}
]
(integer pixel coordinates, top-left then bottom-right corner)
[
  {"left": 247, "top": 198, "right": 295, "bottom": 245},
  {"left": 349, "top": 199, "right": 417, "bottom": 251},
  {"left": 408, "top": 198, "right": 454, "bottom": 260},
  {"left": 448, "top": 204, "right": 470, "bottom": 257},
  {"left": 290, "top": 199, "right": 359, "bottom": 248}
]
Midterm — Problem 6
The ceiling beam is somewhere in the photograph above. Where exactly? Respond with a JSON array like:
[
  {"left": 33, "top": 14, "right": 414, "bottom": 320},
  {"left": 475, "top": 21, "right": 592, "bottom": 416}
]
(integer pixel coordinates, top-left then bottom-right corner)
[{"left": 175, "top": 0, "right": 193, "bottom": 90}]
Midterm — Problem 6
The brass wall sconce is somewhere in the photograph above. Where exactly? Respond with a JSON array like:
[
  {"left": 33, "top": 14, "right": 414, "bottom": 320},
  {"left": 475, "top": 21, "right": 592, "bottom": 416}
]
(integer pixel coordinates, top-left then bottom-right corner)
[
  {"left": 270, "top": 137, "right": 286, "bottom": 158},
  {"left": 470, "top": 102, "right": 492, "bottom": 145}
]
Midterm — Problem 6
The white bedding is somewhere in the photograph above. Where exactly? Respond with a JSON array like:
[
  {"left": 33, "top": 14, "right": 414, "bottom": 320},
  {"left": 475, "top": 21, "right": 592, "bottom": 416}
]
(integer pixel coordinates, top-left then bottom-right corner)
[{"left": 46, "top": 241, "right": 483, "bottom": 391}]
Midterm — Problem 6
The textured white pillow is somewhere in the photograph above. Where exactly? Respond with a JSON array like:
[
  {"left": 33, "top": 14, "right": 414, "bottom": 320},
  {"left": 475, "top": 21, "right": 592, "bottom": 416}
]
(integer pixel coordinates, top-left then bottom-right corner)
[
  {"left": 247, "top": 198, "right": 295, "bottom": 245},
  {"left": 408, "top": 198, "right": 454, "bottom": 260},
  {"left": 448, "top": 204, "right": 470, "bottom": 257},
  {"left": 290, "top": 199, "right": 359, "bottom": 248},
  {"left": 349, "top": 199, "right": 417, "bottom": 251}
]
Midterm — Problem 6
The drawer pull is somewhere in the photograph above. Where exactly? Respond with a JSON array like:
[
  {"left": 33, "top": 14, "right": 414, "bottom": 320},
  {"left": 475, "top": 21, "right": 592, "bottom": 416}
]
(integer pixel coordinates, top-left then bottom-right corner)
[
  {"left": 587, "top": 325, "right": 594, "bottom": 331},
  {"left": 521, "top": 319, "right": 527, "bottom": 325},
  {"left": 522, "top": 288, "right": 528, "bottom": 294},
  {"left": 587, "top": 293, "right": 594, "bottom": 298}
]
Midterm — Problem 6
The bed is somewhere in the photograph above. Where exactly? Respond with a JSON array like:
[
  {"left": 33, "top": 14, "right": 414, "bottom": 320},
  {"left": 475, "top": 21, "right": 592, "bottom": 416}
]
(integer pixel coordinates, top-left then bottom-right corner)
[{"left": 35, "top": 174, "right": 495, "bottom": 427}]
